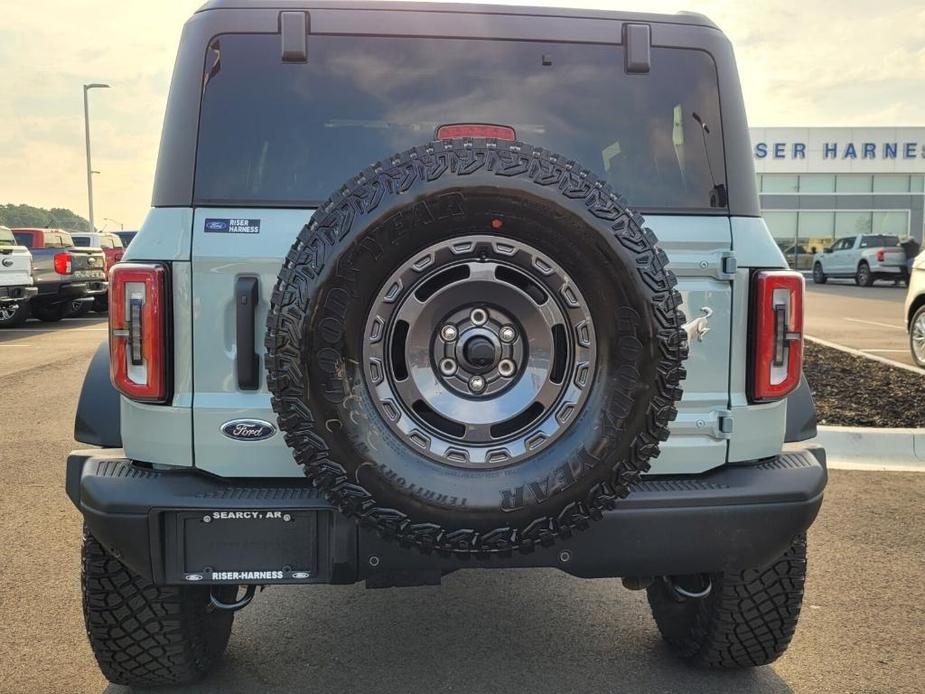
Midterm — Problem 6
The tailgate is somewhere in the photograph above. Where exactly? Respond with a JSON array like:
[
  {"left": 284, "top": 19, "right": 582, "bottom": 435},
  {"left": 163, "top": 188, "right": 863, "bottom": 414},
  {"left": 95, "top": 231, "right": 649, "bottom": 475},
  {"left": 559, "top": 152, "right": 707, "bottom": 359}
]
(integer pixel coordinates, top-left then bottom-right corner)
[
  {"left": 189, "top": 210, "right": 734, "bottom": 478},
  {"left": 68, "top": 248, "right": 107, "bottom": 279},
  {"left": 881, "top": 247, "right": 906, "bottom": 266},
  {"left": 0, "top": 248, "right": 33, "bottom": 287}
]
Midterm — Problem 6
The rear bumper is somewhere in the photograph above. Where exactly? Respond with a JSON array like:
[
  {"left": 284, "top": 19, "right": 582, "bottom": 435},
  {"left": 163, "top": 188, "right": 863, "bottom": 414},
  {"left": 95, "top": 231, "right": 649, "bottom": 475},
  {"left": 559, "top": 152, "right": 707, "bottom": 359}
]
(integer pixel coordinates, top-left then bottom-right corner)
[
  {"left": 66, "top": 445, "right": 827, "bottom": 586},
  {"left": 870, "top": 264, "right": 903, "bottom": 274},
  {"left": 0, "top": 285, "right": 37, "bottom": 302},
  {"left": 36, "top": 279, "right": 108, "bottom": 300}
]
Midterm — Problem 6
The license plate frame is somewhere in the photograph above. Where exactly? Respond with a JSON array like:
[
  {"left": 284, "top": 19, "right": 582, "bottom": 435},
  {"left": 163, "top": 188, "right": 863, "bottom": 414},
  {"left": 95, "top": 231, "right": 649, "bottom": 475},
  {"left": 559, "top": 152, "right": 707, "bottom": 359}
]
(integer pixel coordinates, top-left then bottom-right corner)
[{"left": 163, "top": 509, "right": 327, "bottom": 584}]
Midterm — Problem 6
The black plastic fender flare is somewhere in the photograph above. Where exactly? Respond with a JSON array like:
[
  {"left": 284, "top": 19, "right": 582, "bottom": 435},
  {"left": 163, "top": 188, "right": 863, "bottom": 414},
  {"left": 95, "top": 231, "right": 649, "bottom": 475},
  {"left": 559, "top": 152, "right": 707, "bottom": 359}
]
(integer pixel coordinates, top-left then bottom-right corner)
[{"left": 74, "top": 341, "right": 122, "bottom": 448}]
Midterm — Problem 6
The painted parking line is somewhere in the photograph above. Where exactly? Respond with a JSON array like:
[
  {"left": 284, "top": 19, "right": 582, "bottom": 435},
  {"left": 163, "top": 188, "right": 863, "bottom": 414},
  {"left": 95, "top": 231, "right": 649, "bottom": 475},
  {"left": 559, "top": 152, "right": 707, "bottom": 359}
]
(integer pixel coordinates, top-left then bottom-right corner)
[
  {"left": 0, "top": 343, "right": 32, "bottom": 347},
  {"left": 843, "top": 317, "right": 906, "bottom": 331},
  {"left": 861, "top": 348, "right": 909, "bottom": 353}
]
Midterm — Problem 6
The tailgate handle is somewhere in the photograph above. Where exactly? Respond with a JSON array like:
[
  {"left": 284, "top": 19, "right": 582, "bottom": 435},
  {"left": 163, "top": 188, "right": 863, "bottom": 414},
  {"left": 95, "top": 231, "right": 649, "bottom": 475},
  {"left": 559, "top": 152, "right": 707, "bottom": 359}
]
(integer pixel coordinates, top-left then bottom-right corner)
[{"left": 235, "top": 277, "right": 259, "bottom": 390}]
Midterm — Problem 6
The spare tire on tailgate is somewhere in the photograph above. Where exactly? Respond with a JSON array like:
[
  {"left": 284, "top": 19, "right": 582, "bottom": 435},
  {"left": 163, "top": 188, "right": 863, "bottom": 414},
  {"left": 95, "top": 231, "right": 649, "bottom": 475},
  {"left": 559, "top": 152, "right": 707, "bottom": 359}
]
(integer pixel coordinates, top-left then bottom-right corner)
[{"left": 265, "top": 138, "right": 687, "bottom": 554}]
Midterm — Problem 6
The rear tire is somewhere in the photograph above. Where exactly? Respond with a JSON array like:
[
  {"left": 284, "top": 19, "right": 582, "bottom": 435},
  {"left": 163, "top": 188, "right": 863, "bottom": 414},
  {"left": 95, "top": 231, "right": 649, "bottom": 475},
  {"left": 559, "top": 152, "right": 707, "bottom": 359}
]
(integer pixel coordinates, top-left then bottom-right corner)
[
  {"left": 856, "top": 262, "right": 874, "bottom": 287},
  {"left": 0, "top": 301, "right": 29, "bottom": 328},
  {"left": 67, "top": 299, "right": 93, "bottom": 317},
  {"left": 646, "top": 534, "right": 807, "bottom": 669},
  {"left": 32, "top": 302, "right": 68, "bottom": 322},
  {"left": 82, "top": 528, "right": 236, "bottom": 687},
  {"left": 812, "top": 263, "right": 827, "bottom": 284}
]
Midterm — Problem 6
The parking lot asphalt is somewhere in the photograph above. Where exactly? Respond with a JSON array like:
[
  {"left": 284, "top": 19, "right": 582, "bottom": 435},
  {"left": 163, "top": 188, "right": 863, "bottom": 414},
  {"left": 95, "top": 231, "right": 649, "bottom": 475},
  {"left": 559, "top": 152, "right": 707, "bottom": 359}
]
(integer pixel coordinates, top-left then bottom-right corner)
[
  {"left": 804, "top": 281, "right": 914, "bottom": 368},
  {"left": 1, "top": 316, "right": 923, "bottom": 694}
]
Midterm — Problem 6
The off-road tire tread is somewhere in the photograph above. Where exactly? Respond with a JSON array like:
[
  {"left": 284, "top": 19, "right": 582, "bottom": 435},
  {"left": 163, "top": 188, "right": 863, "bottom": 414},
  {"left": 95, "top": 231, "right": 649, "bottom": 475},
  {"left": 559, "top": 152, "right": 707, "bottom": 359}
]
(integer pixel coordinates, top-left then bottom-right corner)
[
  {"left": 647, "top": 534, "right": 807, "bottom": 669},
  {"left": 265, "top": 138, "right": 687, "bottom": 555},
  {"left": 81, "top": 528, "right": 234, "bottom": 687}
]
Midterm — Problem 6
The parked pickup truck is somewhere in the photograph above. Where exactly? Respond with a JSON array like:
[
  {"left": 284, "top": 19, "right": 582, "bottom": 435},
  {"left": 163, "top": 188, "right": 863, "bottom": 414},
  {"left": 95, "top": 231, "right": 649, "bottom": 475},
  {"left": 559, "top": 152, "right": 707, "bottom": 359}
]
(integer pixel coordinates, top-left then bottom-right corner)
[
  {"left": 71, "top": 231, "right": 125, "bottom": 313},
  {"left": 11, "top": 228, "right": 107, "bottom": 322},
  {"left": 0, "top": 225, "right": 37, "bottom": 327},
  {"left": 812, "top": 234, "right": 907, "bottom": 286}
]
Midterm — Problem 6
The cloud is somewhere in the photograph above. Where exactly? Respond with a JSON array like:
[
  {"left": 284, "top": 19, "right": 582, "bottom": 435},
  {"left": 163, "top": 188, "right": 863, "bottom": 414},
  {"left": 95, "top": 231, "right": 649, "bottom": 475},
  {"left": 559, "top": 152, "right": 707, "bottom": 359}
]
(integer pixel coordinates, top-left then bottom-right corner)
[{"left": 0, "top": 0, "right": 923, "bottom": 228}]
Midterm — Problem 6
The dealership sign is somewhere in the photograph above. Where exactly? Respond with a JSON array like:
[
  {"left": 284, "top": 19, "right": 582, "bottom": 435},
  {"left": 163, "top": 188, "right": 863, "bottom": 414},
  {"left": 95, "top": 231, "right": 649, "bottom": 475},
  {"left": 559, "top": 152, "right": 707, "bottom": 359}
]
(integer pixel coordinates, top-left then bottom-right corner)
[{"left": 755, "top": 141, "right": 925, "bottom": 161}]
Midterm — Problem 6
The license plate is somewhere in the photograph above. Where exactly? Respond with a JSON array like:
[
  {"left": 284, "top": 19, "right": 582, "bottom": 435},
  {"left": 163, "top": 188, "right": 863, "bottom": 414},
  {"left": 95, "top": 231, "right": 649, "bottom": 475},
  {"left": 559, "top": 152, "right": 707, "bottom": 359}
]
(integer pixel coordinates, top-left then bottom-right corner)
[{"left": 173, "top": 509, "right": 321, "bottom": 583}]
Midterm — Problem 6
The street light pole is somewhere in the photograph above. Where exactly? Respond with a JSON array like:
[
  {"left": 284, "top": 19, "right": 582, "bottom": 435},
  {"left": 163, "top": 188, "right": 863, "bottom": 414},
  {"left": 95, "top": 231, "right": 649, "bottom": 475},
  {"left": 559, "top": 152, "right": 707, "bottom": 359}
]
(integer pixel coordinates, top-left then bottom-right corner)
[
  {"left": 103, "top": 217, "right": 124, "bottom": 231},
  {"left": 83, "top": 83, "right": 110, "bottom": 232}
]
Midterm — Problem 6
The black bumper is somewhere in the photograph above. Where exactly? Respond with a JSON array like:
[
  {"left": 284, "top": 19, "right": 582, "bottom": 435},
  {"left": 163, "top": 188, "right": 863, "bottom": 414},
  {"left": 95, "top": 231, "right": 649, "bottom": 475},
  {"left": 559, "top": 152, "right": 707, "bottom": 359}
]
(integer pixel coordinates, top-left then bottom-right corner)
[
  {"left": 66, "top": 446, "right": 826, "bottom": 586},
  {"left": 36, "top": 279, "right": 108, "bottom": 300},
  {"left": 0, "top": 285, "right": 37, "bottom": 302}
]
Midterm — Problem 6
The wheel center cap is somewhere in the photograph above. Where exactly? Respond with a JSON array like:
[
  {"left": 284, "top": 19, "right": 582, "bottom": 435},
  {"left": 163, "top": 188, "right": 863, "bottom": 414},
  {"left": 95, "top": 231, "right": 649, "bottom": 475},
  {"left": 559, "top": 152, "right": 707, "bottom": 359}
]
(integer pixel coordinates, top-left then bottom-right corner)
[{"left": 463, "top": 336, "right": 497, "bottom": 371}]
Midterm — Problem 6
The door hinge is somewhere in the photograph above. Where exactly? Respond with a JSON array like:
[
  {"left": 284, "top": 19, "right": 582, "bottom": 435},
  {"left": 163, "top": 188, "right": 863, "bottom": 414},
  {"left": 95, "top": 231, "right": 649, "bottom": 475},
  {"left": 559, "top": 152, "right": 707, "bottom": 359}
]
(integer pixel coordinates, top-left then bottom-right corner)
[
  {"left": 670, "top": 409, "right": 733, "bottom": 440},
  {"left": 717, "top": 252, "right": 737, "bottom": 280}
]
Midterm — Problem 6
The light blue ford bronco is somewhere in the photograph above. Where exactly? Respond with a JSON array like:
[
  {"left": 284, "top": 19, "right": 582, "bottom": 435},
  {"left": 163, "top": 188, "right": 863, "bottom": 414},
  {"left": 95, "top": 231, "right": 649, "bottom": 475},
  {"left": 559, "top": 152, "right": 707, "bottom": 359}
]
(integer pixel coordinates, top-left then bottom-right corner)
[{"left": 67, "top": 2, "right": 826, "bottom": 686}]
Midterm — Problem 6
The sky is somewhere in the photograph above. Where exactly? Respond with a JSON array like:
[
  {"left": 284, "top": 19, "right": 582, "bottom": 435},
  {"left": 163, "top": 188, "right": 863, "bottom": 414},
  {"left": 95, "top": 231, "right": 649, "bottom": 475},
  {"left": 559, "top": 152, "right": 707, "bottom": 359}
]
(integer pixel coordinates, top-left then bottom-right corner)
[{"left": 2, "top": 0, "right": 924, "bottom": 230}]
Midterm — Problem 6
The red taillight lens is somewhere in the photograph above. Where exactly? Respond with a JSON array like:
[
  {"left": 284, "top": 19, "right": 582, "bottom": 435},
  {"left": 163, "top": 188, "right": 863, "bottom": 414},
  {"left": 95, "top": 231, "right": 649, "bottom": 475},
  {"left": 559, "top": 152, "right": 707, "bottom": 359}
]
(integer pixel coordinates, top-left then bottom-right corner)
[
  {"left": 436, "top": 123, "right": 517, "bottom": 141},
  {"left": 877, "top": 249, "right": 885, "bottom": 262},
  {"left": 53, "top": 252, "right": 72, "bottom": 274},
  {"left": 109, "top": 263, "right": 168, "bottom": 403},
  {"left": 752, "top": 270, "right": 804, "bottom": 402}
]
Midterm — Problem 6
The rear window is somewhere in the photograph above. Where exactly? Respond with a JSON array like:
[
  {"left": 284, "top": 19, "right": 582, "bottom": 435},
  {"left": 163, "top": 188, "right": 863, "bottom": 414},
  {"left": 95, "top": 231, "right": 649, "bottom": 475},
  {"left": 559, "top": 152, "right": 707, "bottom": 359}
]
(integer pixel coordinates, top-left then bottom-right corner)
[
  {"left": 13, "top": 232, "right": 33, "bottom": 248},
  {"left": 44, "top": 232, "right": 73, "bottom": 249},
  {"left": 861, "top": 235, "right": 900, "bottom": 248},
  {"left": 73, "top": 237, "right": 91, "bottom": 247},
  {"left": 195, "top": 35, "right": 727, "bottom": 212},
  {"left": 0, "top": 228, "right": 15, "bottom": 247}
]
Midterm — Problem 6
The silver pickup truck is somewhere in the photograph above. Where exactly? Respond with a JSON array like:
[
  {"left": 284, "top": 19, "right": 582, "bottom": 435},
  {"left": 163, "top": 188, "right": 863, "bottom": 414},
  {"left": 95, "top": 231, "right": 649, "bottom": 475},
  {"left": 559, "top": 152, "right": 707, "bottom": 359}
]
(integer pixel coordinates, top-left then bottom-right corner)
[
  {"left": 11, "top": 228, "right": 107, "bottom": 321},
  {"left": 812, "top": 234, "right": 907, "bottom": 286},
  {"left": 0, "top": 225, "right": 38, "bottom": 327}
]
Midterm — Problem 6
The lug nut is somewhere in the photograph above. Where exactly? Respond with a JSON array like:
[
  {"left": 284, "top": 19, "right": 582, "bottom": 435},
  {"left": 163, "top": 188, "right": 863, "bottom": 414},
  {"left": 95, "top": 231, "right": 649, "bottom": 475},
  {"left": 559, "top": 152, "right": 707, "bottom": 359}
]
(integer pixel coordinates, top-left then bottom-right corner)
[
  {"left": 440, "top": 324, "right": 458, "bottom": 341},
  {"left": 469, "top": 375, "right": 486, "bottom": 393},
  {"left": 439, "top": 358, "right": 457, "bottom": 376},
  {"left": 498, "top": 359, "right": 516, "bottom": 377},
  {"left": 499, "top": 325, "right": 516, "bottom": 343},
  {"left": 470, "top": 308, "right": 488, "bottom": 326}
]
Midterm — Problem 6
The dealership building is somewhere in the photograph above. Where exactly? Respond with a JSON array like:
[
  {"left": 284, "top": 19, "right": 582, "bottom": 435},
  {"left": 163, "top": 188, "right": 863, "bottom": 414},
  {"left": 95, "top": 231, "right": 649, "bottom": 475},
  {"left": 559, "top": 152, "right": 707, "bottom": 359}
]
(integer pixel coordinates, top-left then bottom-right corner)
[{"left": 750, "top": 128, "right": 925, "bottom": 257}]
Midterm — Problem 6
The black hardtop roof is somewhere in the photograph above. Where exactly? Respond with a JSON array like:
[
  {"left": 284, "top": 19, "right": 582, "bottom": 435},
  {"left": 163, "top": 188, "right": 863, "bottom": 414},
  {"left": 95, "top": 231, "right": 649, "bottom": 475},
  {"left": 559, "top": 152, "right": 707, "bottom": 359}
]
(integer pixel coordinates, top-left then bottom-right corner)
[{"left": 195, "top": 1, "right": 718, "bottom": 30}]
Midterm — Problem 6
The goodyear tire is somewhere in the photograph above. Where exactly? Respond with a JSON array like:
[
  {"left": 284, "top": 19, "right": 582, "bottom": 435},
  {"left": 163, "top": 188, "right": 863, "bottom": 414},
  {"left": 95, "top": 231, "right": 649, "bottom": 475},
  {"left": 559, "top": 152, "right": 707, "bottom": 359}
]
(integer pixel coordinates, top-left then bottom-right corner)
[
  {"left": 647, "top": 534, "right": 808, "bottom": 668},
  {"left": 266, "top": 138, "right": 687, "bottom": 554},
  {"left": 82, "top": 528, "right": 236, "bottom": 686}
]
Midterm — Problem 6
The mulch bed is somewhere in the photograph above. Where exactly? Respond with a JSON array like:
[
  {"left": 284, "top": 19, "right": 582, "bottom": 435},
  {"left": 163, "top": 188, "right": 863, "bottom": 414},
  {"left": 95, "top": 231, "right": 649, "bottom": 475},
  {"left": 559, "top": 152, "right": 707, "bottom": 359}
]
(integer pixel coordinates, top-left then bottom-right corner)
[{"left": 803, "top": 340, "right": 925, "bottom": 428}]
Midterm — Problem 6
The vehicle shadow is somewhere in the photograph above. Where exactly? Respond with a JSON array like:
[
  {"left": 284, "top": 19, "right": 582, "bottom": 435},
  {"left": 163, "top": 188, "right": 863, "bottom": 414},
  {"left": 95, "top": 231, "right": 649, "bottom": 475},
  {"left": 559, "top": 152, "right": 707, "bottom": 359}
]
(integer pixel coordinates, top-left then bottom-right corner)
[{"left": 105, "top": 568, "right": 792, "bottom": 694}]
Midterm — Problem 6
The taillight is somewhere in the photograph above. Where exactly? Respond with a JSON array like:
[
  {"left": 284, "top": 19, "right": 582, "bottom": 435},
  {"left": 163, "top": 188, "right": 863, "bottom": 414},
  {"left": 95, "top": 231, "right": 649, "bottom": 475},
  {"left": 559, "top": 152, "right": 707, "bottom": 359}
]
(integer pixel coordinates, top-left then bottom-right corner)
[
  {"left": 109, "top": 263, "right": 169, "bottom": 403},
  {"left": 436, "top": 123, "right": 517, "bottom": 141},
  {"left": 877, "top": 249, "right": 885, "bottom": 262},
  {"left": 53, "top": 252, "right": 72, "bottom": 274},
  {"left": 751, "top": 270, "right": 803, "bottom": 402}
]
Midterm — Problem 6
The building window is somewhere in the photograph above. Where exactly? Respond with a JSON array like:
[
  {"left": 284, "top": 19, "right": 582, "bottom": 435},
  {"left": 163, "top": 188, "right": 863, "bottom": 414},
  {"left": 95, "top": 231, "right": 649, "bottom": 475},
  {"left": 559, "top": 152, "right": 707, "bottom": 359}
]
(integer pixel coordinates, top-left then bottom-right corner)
[
  {"left": 872, "top": 211, "right": 909, "bottom": 236},
  {"left": 798, "top": 211, "right": 835, "bottom": 239},
  {"left": 761, "top": 174, "right": 799, "bottom": 193},
  {"left": 872, "top": 175, "right": 911, "bottom": 193},
  {"left": 835, "top": 211, "right": 873, "bottom": 237},
  {"left": 799, "top": 174, "right": 835, "bottom": 193},
  {"left": 911, "top": 175, "right": 925, "bottom": 193},
  {"left": 835, "top": 175, "right": 873, "bottom": 193}
]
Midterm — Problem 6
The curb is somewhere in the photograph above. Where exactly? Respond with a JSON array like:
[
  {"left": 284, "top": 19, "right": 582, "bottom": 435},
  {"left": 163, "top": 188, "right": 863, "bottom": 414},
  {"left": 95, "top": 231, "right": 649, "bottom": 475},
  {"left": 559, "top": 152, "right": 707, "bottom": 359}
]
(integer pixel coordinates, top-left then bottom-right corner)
[
  {"left": 805, "top": 335, "right": 925, "bottom": 375},
  {"left": 812, "top": 425, "right": 925, "bottom": 471}
]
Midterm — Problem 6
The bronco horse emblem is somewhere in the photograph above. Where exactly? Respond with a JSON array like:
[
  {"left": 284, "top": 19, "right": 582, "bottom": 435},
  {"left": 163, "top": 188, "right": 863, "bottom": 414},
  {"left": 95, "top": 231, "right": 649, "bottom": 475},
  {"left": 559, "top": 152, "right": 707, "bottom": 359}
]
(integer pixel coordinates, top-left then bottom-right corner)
[{"left": 682, "top": 307, "right": 713, "bottom": 344}]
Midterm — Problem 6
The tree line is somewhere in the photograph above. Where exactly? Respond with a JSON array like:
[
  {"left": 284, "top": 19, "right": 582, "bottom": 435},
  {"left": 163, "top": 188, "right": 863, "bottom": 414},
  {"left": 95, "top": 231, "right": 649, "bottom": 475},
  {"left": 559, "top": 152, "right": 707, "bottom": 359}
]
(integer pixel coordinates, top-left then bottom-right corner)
[{"left": 0, "top": 203, "right": 91, "bottom": 232}]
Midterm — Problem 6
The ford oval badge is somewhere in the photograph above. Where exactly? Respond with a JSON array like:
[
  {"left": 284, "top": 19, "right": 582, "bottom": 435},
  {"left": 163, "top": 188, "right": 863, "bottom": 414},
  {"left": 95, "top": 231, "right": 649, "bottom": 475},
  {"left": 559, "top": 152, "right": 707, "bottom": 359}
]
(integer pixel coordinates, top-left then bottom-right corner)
[{"left": 221, "top": 419, "right": 276, "bottom": 442}]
